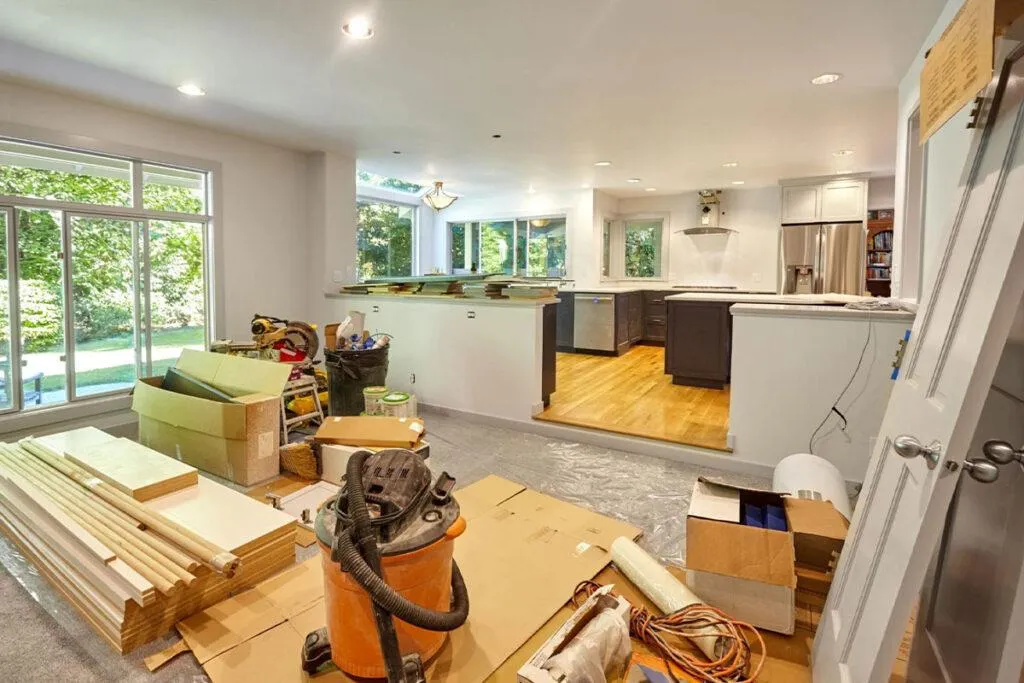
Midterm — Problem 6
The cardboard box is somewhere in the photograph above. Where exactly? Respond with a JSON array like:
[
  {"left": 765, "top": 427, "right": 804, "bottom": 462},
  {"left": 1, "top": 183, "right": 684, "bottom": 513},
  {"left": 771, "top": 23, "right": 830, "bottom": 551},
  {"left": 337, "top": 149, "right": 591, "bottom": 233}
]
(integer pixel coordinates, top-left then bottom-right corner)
[
  {"left": 132, "top": 350, "right": 292, "bottom": 486},
  {"left": 174, "top": 475, "right": 643, "bottom": 683},
  {"left": 685, "top": 478, "right": 847, "bottom": 635},
  {"left": 314, "top": 415, "right": 425, "bottom": 449}
]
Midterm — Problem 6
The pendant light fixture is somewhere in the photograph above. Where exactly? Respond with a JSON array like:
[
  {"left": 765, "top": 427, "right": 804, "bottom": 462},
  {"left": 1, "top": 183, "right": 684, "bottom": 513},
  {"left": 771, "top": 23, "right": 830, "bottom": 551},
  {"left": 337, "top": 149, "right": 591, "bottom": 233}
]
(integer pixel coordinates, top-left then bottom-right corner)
[{"left": 422, "top": 181, "right": 458, "bottom": 211}]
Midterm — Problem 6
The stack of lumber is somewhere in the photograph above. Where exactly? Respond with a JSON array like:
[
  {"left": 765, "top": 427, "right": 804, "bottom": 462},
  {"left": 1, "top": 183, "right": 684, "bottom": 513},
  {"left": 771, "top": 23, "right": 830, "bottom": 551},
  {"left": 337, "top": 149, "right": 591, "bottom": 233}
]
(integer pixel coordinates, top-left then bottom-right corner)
[
  {"left": 462, "top": 282, "right": 508, "bottom": 299},
  {"left": 0, "top": 428, "right": 296, "bottom": 653}
]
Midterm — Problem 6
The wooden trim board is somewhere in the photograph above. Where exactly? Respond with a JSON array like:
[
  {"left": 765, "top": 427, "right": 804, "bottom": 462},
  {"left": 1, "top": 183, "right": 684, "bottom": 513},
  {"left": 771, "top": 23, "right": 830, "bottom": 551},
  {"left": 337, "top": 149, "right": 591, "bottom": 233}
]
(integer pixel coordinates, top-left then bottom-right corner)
[{"left": 66, "top": 437, "right": 198, "bottom": 501}]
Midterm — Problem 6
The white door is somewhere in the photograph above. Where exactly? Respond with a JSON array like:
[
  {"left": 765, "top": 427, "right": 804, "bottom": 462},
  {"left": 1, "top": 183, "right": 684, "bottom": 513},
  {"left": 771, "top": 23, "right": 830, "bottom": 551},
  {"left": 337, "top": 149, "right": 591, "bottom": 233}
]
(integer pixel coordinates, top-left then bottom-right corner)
[
  {"left": 781, "top": 184, "right": 821, "bottom": 223},
  {"left": 812, "top": 46, "right": 1024, "bottom": 683},
  {"left": 819, "top": 180, "right": 866, "bottom": 222}
]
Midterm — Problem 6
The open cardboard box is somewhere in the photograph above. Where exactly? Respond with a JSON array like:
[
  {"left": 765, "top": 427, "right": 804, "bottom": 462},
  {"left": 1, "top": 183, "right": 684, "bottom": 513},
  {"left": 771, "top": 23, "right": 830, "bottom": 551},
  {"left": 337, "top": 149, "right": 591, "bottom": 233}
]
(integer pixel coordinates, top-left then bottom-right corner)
[
  {"left": 173, "top": 475, "right": 642, "bottom": 683},
  {"left": 132, "top": 350, "right": 292, "bottom": 486},
  {"left": 685, "top": 478, "right": 848, "bottom": 635}
]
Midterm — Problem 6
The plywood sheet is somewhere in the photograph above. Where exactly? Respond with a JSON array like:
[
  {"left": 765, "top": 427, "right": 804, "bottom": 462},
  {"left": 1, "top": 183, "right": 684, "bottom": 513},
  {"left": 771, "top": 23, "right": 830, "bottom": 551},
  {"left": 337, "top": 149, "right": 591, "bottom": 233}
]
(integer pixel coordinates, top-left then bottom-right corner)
[
  {"left": 278, "top": 481, "right": 338, "bottom": 527},
  {"left": 146, "top": 477, "right": 295, "bottom": 553},
  {"left": 66, "top": 437, "right": 198, "bottom": 501},
  {"left": 175, "top": 349, "right": 291, "bottom": 398},
  {"left": 35, "top": 426, "right": 118, "bottom": 459}
]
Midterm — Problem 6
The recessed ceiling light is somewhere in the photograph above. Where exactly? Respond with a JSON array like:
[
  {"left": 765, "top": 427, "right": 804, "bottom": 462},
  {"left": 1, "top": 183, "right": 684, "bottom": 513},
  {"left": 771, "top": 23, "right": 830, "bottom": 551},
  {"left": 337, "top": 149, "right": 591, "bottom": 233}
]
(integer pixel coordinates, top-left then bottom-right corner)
[
  {"left": 811, "top": 73, "right": 843, "bottom": 86},
  {"left": 645, "top": 188, "right": 657, "bottom": 192},
  {"left": 722, "top": 162, "right": 739, "bottom": 168},
  {"left": 594, "top": 161, "right": 612, "bottom": 167},
  {"left": 492, "top": 134, "right": 502, "bottom": 139},
  {"left": 176, "top": 83, "right": 205, "bottom": 97},
  {"left": 731, "top": 180, "right": 746, "bottom": 185},
  {"left": 626, "top": 178, "right": 641, "bottom": 183},
  {"left": 833, "top": 149, "right": 854, "bottom": 157},
  {"left": 342, "top": 16, "right": 374, "bottom": 39},
  {"left": 392, "top": 150, "right": 401, "bottom": 155}
]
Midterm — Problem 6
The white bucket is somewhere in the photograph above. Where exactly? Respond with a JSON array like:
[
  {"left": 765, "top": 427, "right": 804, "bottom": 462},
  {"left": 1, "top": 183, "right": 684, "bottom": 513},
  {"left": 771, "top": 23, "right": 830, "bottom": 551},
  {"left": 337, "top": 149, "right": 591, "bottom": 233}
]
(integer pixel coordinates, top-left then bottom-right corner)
[
  {"left": 381, "top": 391, "right": 413, "bottom": 418},
  {"left": 773, "top": 453, "right": 852, "bottom": 520}
]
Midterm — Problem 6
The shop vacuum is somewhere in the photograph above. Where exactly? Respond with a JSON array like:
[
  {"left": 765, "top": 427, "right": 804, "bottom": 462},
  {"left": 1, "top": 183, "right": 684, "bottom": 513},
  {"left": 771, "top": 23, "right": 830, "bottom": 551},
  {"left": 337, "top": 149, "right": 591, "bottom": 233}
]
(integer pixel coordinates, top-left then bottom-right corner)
[{"left": 301, "top": 449, "right": 470, "bottom": 682}]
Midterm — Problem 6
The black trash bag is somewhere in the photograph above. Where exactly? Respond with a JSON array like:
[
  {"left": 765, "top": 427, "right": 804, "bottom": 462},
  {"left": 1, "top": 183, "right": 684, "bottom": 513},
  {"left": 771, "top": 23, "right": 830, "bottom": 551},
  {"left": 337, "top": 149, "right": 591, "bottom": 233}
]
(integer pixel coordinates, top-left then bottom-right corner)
[{"left": 324, "top": 346, "right": 389, "bottom": 416}]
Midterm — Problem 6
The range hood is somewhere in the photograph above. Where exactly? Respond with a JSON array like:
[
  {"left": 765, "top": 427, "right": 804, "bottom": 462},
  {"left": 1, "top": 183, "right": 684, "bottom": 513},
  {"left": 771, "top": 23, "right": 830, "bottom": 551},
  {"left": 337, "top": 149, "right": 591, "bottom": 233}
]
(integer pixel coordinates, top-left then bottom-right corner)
[{"left": 682, "top": 189, "right": 736, "bottom": 235}]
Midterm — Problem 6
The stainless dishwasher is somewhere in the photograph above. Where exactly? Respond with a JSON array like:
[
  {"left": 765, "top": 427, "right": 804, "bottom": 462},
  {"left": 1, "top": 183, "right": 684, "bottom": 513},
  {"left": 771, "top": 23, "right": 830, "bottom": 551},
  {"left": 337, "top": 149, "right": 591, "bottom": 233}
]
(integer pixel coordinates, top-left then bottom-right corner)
[{"left": 573, "top": 294, "right": 616, "bottom": 352}]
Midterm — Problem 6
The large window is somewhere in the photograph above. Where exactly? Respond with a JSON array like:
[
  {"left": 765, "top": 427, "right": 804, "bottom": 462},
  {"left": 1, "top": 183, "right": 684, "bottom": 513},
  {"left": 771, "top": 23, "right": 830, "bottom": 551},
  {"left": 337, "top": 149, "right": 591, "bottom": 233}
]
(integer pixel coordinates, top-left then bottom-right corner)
[
  {"left": 603, "top": 215, "right": 667, "bottom": 280},
  {"left": 448, "top": 215, "right": 567, "bottom": 277},
  {"left": 357, "top": 199, "right": 415, "bottom": 281},
  {"left": 0, "top": 138, "right": 211, "bottom": 413}
]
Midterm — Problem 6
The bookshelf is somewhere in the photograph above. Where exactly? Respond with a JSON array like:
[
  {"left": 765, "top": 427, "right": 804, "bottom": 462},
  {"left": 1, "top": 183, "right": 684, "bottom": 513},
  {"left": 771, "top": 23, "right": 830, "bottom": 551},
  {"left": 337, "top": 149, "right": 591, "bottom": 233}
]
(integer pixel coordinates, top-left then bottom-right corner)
[{"left": 866, "top": 209, "right": 893, "bottom": 297}]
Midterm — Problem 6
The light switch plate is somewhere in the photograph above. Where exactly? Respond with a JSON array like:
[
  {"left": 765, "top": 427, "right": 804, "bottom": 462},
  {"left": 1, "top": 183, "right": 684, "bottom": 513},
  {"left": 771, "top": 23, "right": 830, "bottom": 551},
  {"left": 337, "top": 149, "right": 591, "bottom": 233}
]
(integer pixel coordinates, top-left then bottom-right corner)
[{"left": 332, "top": 270, "right": 345, "bottom": 283}]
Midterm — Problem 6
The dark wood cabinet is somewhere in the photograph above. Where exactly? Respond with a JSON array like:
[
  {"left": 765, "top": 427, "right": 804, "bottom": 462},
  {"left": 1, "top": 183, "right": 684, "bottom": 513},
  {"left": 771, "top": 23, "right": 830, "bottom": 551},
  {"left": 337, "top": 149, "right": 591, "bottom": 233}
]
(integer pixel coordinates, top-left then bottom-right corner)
[
  {"left": 614, "top": 294, "right": 630, "bottom": 355},
  {"left": 665, "top": 300, "right": 732, "bottom": 389},
  {"left": 555, "top": 292, "right": 574, "bottom": 351},
  {"left": 627, "top": 292, "right": 643, "bottom": 343},
  {"left": 641, "top": 290, "right": 674, "bottom": 345},
  {"left": 542, "top": 303, "right": 557, "bottom": 404}
]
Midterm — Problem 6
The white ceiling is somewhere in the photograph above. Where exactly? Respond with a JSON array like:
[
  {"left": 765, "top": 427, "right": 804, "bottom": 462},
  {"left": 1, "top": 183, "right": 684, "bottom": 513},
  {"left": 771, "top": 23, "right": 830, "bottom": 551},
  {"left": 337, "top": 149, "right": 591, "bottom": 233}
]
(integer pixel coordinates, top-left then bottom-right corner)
[{"left": 0, "top": 0, "right": 943, "bottom": 198}]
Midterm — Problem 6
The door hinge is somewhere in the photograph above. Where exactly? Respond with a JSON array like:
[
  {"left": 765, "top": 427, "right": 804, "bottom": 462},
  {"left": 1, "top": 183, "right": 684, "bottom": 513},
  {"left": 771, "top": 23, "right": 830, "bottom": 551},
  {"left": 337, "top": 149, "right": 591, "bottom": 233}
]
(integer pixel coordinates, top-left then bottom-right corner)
[{"left": 891, "top": 329, "right": 911, "bottom": 380}]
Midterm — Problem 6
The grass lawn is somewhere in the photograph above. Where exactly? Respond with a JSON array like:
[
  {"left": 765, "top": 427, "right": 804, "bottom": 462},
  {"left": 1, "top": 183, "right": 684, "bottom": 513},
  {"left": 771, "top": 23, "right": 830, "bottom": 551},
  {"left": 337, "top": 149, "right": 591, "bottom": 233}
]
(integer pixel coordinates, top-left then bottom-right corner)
[{"left": 38, "top": 326, "right": 204, "bottom": 392}]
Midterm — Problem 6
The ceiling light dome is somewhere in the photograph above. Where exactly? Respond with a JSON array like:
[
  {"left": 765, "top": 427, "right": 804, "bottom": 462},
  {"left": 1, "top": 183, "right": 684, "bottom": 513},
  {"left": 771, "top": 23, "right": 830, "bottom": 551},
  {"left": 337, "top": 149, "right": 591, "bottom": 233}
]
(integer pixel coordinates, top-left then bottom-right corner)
[{"left": 422, "top": 181, "right": 458, "bottom": 211}]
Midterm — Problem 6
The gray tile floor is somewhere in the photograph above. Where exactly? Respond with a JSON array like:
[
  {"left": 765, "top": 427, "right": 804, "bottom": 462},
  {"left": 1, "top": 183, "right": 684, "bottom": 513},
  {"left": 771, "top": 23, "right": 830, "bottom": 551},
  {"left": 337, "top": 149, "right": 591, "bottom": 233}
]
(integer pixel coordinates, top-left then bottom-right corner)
[{"left": 0, "top": 412, "right": 768, "bottom": 682}]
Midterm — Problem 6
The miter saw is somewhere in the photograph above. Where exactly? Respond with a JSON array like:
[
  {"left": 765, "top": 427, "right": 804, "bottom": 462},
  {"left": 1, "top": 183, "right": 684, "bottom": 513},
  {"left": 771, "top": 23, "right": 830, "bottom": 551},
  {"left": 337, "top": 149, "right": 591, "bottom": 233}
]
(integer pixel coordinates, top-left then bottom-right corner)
[{"left": 211, "top": 314, "right": 320, "bottom": 366}]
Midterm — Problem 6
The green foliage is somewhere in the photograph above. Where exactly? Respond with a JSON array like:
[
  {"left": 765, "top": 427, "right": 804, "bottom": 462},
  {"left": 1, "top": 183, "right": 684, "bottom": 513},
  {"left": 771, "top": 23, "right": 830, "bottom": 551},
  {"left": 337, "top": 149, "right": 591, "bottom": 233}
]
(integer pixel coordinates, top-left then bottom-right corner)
[
  {"left": 479, "top": 222, "right": 513, "bottom": 274},
  {"left": 357, "top": 201, "right": 413, "bottom": 280},
  {"left": 449, "top": 223, "right": 466, "bottom": 270},
  {"left": 625, "top": 225, "right": 660, "bottom": 278},
  {"left": 0, "top": 165, "right": 206, "bottom": 353},
  {"left": 356, "top": 170, "right": 424, "bottom": 194}
]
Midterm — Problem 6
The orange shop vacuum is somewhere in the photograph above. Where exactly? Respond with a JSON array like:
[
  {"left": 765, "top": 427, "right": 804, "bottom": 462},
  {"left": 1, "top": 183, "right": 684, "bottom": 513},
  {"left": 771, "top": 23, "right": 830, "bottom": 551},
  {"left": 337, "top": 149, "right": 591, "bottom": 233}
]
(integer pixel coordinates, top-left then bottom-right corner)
[{"left": 301, "top": 449, "right": 470, "bottom": 682}]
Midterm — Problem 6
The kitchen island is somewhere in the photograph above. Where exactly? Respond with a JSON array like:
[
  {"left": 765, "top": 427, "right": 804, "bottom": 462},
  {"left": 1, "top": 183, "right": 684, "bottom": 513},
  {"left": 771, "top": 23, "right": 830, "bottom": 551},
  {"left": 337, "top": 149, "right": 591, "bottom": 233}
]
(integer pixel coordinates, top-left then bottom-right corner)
[{"left": 664, "top": 292, "right": 876, "bottom": 388}]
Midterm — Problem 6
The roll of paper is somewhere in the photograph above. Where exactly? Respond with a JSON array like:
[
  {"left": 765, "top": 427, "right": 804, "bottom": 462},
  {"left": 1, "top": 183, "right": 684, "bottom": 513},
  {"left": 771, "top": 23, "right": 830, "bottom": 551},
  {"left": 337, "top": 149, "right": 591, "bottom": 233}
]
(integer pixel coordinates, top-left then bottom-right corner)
[{"left": 610, "top": 537, "right": 723, "bottom": 660}]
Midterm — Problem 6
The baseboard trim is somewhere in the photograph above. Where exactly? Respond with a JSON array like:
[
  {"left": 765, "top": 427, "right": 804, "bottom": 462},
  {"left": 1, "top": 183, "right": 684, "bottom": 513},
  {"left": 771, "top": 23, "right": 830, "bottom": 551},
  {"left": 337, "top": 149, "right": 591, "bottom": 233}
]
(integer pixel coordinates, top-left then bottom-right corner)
[{"left": 420, "top": 403, "right": 776, "bottom": 479}]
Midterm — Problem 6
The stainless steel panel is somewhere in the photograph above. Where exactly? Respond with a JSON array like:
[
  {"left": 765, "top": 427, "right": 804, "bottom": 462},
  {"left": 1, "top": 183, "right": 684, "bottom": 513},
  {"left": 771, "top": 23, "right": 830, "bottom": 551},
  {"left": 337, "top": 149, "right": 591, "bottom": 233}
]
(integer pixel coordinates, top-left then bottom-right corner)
[
  {"left": 573, "top": 294, "right": 615, "bottom": 352},
  {"left": 781, "top": 224, "right": 820, "bottom": 294},
  {"left": 819, "top": 222, "right": 865, "bottom": 295}
]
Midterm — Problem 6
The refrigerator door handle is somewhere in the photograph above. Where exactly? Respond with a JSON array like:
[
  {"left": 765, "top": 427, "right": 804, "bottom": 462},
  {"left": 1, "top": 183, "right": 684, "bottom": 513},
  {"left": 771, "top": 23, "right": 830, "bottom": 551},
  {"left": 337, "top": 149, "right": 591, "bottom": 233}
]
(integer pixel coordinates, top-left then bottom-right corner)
[{"left": 815, "top": 226, "right": 827, "bottom": 294}]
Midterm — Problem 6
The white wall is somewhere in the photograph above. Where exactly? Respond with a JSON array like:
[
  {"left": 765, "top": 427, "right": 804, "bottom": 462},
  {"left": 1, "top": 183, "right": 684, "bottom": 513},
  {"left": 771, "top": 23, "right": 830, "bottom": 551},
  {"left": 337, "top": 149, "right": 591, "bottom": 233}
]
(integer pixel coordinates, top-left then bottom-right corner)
[
  {"left": 617, "top": 187, "right": 780, "bottom": 290},
  {"left": 868, "top": 176, "right": 896, "bottom": 210},
  {"left": 893, "top": 0, "right": 975, "bottom": 302},
  {"left": 0, "top": 78, "right": 360, "bottom": 342},
  {"left": 729, "top": 308, "right": 914, "bottom": 481},
  {"left": 326, "top": 296, "right": 547, "bottom": 420}
]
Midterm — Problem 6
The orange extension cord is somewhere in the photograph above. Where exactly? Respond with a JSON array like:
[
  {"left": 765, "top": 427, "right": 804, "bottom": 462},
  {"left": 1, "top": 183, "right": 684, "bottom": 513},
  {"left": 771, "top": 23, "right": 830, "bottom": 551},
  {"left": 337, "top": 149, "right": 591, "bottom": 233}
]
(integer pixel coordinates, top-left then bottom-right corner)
[{"left": 572, "top": 581, "right": 766, "bottom": 683}]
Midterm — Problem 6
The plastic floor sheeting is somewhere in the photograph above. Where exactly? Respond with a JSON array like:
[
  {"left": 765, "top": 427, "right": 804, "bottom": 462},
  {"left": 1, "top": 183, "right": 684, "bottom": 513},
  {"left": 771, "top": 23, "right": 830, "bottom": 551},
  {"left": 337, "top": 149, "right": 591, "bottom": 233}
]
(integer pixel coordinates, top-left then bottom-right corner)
[{"left": 0, "top": 409, "right": 769, "bottom": 681}]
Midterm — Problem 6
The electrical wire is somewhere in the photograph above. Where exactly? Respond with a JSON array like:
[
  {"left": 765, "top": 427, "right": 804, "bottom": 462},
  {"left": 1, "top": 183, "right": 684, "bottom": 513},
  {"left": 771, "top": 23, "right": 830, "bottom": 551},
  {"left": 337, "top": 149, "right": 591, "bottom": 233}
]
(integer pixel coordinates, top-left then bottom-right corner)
[
  {"left": 572, "top": 581, "right": 765, "bottom": 683},
  {"left": 808, "top": 313, "right": 874, "bottom": 456}
]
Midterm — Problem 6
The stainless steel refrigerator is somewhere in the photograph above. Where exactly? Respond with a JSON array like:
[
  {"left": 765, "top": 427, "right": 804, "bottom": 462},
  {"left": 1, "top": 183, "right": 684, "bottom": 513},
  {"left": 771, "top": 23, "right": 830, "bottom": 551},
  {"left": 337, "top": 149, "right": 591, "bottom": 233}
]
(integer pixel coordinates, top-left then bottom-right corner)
[{"left": 780, "top": 222, "right": 865, "bottom": 295}]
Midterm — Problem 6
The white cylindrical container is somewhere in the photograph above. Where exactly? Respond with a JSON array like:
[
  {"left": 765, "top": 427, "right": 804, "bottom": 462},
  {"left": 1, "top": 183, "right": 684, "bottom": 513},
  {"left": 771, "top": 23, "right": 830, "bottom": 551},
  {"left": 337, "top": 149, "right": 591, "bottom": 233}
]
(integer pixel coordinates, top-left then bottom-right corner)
[
  {"left": 381, "top": 391, "right": 412, "bottom": 418},
  {"left": 773, "top": 453, "right": 852, "bottom": 520},
  {"left": 609, "top": 537, "right": 722, "bottom": 660},
  {"left": 362, "top": 386, "right": 389, "bottom": 416}
]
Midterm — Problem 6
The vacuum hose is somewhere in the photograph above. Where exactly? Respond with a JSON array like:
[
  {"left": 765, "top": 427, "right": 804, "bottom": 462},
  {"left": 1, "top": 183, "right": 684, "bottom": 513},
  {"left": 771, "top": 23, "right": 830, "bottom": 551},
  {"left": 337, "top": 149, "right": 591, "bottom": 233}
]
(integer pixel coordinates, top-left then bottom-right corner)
[{"left": 338, "top": 451, "right": 470, "bottom": 632}]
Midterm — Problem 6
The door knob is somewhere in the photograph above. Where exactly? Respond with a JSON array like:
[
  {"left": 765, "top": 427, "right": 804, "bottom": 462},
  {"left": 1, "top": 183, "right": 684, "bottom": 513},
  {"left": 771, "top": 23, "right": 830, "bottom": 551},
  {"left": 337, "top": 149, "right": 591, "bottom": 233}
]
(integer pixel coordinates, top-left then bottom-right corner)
[
  {"left": 963, "top": 459, "right": 1000, "bottom": 484},
  {"left": 982, "top": 440, "right": 1024, "bottom": 466},
  {"left": 893, "top": 435, "right": 940, "bottom": 469}
]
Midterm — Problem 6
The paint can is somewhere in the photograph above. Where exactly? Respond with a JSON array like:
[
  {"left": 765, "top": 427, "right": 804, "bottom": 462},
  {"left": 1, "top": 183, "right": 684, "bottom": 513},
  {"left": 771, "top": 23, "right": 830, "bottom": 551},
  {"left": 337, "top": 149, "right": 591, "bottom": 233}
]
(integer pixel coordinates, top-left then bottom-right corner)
[
  {"left": 381, "top": 391, "right": 414, "bottom": 418},
  {"left": 362, "top": 386, "right": 389, "bottom": 416}
]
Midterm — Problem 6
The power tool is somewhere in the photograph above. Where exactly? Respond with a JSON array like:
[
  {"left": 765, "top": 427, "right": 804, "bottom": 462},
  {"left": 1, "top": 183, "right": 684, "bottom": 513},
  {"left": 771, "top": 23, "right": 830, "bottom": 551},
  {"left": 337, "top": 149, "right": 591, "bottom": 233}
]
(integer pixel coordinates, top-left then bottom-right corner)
[{"left": 302, "top": 449, "right": 469, "bottom": 681}]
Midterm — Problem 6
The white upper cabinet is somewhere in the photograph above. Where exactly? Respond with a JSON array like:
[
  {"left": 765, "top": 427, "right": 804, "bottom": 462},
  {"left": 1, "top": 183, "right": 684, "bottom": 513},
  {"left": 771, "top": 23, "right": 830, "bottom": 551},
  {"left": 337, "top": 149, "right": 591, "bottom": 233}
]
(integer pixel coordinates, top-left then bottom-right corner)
[
  {"left": 820, "top": 180, "right": 867, "bottom": 221},
  {"left": 780, "top": 178, "right": 867, "bottom": 224},
  {"left": 781, "top": 185, "right": 821, "bottom": 224}
]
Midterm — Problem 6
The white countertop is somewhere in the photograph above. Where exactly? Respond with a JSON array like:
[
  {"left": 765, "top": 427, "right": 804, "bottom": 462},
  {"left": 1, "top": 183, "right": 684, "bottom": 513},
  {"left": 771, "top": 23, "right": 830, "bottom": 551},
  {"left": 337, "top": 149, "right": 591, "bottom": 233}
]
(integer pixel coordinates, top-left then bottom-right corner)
[
  {"left": 730, "top": 303, "right": 916, "bottom": 321},
  {"left": 325, "top": 292, "right": 558, "bottom": 307},
  {"left": 570, "top": 287, "right": 643, "bottom": 294},
  {"left": 664, "top": 292, "right": 874, "bottom": 305}
]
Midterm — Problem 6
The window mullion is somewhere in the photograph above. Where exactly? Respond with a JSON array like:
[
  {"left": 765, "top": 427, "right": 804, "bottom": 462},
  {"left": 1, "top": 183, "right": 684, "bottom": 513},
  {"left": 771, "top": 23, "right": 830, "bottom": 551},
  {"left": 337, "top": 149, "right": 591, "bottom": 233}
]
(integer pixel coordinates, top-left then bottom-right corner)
[
  {"left": 61, "top": 211, "right": 76, "bottom": 401},
  {"left": 142, "top": 220, "right": 153, "bottom": 376},
  {"left": 5, "top": 206, "right": 22, "bottom": 412},
  {"left": 131, "top": 160, "right": 144, "bottom": 211}
]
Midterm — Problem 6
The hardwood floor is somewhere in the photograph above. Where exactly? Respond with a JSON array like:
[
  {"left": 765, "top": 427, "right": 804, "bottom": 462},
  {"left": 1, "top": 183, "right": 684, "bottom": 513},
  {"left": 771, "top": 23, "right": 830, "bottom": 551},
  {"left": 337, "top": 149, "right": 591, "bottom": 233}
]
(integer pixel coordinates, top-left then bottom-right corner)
[{"left": 535, "top": 345, "right": 731, "bottom": 451}]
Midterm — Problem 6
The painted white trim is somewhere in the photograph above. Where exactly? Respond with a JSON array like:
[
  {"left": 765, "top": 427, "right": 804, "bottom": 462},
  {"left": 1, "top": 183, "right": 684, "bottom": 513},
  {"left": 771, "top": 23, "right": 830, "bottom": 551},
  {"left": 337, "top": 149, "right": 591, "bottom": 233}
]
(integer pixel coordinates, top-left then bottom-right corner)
[
  {"left": 729, "top": 303, "right": 916, "bottom": 322},
  {"left": 0, "top": 394, "right": 132, "bottom": 437},
  {"left": 324, "top": 292, "right": 557, "bottom": 307}
]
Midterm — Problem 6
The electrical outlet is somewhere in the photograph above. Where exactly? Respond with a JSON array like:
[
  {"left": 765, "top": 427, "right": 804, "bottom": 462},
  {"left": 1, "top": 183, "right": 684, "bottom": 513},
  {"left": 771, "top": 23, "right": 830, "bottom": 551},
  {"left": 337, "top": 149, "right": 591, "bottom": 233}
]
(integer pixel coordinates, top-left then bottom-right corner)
[
  {"left": 408, "top": 373, "right": 416, "bottom": 384},
  {"left": 726, "top": 432, "right": 736, "bottom": 450},
  {"left": 372, "top": 305, "right": 380, "bottom": 313},
  {"left": 467, "top": 311, "right": 476, "bottom": 319},
  {"left": 332, "top": 270, "right": 345, "bottom": 283},
  {"left": 752, "top": 272, "right": 761, "bottom": 283}
]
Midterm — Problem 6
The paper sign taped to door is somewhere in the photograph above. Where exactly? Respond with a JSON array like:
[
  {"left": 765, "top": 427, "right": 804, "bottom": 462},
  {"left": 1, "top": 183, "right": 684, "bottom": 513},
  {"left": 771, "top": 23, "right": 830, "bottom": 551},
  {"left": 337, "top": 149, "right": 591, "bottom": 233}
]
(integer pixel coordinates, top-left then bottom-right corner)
[{"left": 920, "top": 0, "right": 996, "bottom": 143}]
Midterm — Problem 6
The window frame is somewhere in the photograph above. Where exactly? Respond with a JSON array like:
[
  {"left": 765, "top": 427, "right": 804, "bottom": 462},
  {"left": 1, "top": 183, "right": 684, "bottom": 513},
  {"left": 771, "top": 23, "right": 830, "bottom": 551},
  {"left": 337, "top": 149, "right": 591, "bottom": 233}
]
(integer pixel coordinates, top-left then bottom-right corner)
[
  {"left": 445, "top": 212, "right": 569, "bottom": 277},
  {"left": 355, "top": 194, "right": 419, "bottom": 282},
  {"left": 600, "top": 212, "right": 670, "bottom": 282},
  {"left": 0, "top": 130, "right": 217, "bottom": 424}
]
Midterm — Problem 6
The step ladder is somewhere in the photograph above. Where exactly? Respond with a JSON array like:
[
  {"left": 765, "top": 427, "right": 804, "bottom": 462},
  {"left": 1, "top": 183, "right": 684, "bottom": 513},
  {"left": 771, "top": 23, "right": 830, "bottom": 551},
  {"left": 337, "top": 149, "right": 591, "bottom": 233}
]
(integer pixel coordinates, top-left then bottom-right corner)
[{"left": 280, "top": 375, "right": 325, "bottom": 444}]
